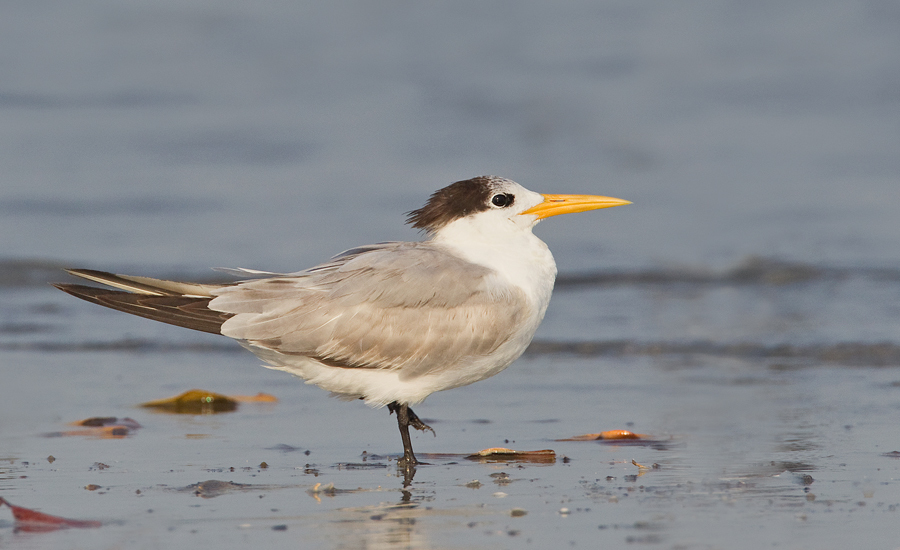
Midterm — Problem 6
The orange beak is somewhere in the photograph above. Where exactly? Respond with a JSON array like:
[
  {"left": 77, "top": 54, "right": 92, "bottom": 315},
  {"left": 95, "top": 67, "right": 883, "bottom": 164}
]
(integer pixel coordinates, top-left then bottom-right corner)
[{"left": 519, "top": 194, "right": 631, "bottom": 220}]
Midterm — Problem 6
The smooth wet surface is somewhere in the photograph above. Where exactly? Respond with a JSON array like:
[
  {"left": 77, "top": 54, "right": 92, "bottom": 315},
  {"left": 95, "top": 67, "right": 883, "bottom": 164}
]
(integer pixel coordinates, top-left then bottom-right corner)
[
  {"left": 3, "top": 259, "right": 900, "bottom": 548},
  {"left": 2, "top": 1, "right": 900, "bottom": 548}
]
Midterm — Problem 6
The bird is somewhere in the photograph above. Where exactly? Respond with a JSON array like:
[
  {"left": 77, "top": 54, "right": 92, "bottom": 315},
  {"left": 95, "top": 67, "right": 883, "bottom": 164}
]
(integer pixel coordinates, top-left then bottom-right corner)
[{"left": 54, "top": 176, "right": 630, "bottom": 470}]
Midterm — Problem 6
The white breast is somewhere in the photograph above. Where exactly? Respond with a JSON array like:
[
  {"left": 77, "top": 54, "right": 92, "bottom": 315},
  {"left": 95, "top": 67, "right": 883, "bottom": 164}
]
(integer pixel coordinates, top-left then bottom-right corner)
[{"left": 431, "top": 208, "right": 558, "bottom": 318}]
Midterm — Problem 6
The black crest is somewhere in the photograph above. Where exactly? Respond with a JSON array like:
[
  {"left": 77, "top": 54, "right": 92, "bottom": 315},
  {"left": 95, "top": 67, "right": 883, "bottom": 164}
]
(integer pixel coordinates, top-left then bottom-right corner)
[{"left": 407, "top": 176, "right": 503, "bottom": 232}]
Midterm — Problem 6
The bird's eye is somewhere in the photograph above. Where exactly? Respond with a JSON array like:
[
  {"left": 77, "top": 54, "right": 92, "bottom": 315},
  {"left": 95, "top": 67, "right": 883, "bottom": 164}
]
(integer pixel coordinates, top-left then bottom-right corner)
[{"left": 491, "top": 193, "right": 514, "bottom": 208}]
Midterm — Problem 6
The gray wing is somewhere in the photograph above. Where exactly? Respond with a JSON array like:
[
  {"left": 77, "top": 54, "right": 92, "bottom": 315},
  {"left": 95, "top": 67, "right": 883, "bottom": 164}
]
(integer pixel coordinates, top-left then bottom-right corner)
[{"left": 210, "top": 242, "right": 529, "bottom": 379}]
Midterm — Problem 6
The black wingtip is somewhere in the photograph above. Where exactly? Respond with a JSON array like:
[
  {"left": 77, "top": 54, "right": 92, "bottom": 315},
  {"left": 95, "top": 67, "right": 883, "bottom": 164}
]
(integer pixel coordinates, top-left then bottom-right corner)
[
  {"left": 51, "top": 281, "right": 82, "bottom": 295},
  {"left": 52, "top": 281, "right": 229, "bottom": 335}
]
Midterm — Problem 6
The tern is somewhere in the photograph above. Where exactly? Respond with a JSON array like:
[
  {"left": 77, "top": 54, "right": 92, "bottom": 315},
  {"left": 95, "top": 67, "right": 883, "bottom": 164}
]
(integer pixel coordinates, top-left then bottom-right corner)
[{"left": 54, "top": 176, "right": 629, "bottom": 469}]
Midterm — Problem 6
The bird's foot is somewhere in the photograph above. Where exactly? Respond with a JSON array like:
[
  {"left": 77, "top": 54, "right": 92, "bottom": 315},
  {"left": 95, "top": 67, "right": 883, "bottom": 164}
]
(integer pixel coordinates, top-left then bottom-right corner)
[
  {"left": 406, "top": 406, "right": 436, "bottom": 437},
  {"left": 397, "top": 453, "right": 418, "bottom": 469}
]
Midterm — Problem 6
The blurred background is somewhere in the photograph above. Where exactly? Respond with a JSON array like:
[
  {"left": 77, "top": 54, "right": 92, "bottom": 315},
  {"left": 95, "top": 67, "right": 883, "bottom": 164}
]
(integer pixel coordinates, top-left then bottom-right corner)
[
  {"left": 1, "top": 2, "right": 899, "bottom": 547},
  {"left": 2, "top": 0, "right": 898, "bottom": 274}
]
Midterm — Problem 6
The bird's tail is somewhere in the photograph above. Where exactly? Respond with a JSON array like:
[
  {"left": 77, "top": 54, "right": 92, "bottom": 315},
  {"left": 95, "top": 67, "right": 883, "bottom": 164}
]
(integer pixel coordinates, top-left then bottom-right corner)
[{"left": 53, "top": 269, "right": 232, "bottom": 334}]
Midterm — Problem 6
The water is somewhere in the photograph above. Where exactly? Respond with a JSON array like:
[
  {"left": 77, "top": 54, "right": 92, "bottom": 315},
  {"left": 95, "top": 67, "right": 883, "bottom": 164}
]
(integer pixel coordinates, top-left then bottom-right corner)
[{"left": 2, "top": 0, "right": 899, "bottom": 548}]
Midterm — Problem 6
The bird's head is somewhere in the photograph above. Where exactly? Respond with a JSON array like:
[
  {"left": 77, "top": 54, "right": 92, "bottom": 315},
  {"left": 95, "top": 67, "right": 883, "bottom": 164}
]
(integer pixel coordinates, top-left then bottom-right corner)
[{"left": 406, "top": 176, "right": 630, "bottom": 235}]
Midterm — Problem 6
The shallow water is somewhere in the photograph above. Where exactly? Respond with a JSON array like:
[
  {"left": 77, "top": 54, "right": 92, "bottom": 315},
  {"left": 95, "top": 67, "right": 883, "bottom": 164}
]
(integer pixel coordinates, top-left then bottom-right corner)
[{"left": 2, "top": 0, "right": 900, "bottom": 548}]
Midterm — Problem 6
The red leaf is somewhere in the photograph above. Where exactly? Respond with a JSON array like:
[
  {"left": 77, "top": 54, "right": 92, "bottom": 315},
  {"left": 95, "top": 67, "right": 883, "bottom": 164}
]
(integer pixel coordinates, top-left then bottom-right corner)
[{"left": 0, "top": 497, "right": 101, "bottom": 531}]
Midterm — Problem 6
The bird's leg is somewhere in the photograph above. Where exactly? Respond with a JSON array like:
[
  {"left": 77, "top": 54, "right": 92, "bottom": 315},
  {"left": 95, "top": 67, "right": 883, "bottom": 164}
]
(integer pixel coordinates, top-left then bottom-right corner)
[{"left": 388, "top": 402, "right": 420, "bottom": 469}]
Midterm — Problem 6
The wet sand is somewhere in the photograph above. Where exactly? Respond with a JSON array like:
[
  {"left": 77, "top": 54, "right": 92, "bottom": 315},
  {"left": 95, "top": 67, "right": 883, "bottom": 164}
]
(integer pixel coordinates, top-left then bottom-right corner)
[
  {"left": 2, "top": 0, "right": 900, "bottom": 547},
  {"left": 2, "top": 267, "right": 899, "bottom": 548}
]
